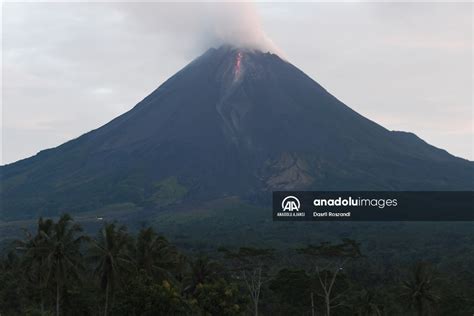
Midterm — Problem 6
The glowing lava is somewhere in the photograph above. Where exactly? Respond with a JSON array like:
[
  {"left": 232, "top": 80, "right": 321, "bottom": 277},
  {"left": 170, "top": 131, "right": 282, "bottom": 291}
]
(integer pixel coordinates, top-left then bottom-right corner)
[{"left": 233, "top": 51, "right": 243, "bottom": 80}]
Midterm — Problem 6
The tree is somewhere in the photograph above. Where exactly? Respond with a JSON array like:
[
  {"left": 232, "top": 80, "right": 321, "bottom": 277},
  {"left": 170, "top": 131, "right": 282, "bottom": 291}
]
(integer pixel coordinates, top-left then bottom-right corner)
[
  {"left": 0, "top": 251, "right": 23, "bottom": 314},
  {"left": 353, "top": 289, "right": 383, "bottom": 316},
  {"left": 135, "top": 227, "right": 178, "bottom": 280},
  {"left": 18, "top": 215, "right": 86, "bottom": 316},
  {"left": 89, "top": 223, "right": 133, "bottom": 316},
  {"left": 193, "top": 278, "right": 243, "bottom": 315},
  {"left": 47, "top": 214, "right": 86, "bottom": 316},
  {"left": 184, "top": 255, "right": 220, "bottom": 295},
  {"left": 269, "top": 268, "right": 313, "bottom": 315},
  {"left": 16, "top": 217, "right": 55, "bottom": 314},
  {"left": 220, "top": 247, "right": 274, "bottom": 316},
  {"left": 400, "top": 262, "right": 439, "bottom": 316},
  {"left": 112, "top": 272, "right": 191, "bottom": 315},
  {"left": 297, "top": 239, "right": 362, "bottom": 316}
]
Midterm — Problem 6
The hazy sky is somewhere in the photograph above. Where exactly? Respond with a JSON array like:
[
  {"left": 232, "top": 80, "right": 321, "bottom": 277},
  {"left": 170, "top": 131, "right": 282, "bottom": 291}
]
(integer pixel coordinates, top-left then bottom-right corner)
[{"left": 2, "top": 1, "right": 473, "bottom": 164}]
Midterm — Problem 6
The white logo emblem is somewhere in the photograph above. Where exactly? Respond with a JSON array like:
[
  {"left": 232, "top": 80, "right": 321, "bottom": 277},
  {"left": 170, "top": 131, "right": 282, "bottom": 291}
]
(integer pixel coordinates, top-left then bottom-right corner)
[{"left": 281, "top": 196, "right": 301, "bottom": 212}]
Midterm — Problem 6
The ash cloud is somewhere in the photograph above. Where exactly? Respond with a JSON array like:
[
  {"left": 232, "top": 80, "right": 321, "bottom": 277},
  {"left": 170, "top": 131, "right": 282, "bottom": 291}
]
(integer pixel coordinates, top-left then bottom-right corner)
[
  {"left": 200, "top": 3, "right": 280, "bottom": 53},
  {"left": 120, "top": 2, "right": 280, "bottom": 55}
]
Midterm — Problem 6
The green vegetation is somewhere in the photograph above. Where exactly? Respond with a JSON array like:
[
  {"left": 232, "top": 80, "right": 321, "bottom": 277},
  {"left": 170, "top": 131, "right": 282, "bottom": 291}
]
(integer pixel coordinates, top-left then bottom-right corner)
[
  {"left": 147, "top": 177, "right": 188, "bottom": 208},
  {"left": 0, "top": 214, "right": 473, "bottom": 315}
]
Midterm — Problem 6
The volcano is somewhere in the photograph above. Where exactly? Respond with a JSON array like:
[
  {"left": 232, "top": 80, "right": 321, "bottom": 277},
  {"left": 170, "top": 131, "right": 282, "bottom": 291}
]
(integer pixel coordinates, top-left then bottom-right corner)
[{"left": 1, "top": 46, "right": 473, "bottom": 220}]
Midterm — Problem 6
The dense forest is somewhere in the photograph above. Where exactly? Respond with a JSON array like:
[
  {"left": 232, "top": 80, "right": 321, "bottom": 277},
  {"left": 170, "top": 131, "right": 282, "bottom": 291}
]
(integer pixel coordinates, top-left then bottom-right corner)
[{"left": 0, "top": 214, "right": 473, "bottom": 316}]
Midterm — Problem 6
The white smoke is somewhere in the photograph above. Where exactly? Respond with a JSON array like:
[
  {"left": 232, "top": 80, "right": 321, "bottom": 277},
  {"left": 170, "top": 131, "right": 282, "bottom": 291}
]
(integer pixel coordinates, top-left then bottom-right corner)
[
  {"left": 120, "top": 2, "right": 281, "bottom": 55},
  {"left": 201, "top": 3, "right": 280, "bottom": 53}
]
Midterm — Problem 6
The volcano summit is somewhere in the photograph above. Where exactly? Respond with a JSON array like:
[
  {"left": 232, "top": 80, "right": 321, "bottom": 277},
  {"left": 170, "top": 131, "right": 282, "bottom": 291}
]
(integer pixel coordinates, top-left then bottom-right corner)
[{"left": 1, "top": 46, "right": 473, "bottom": 220}]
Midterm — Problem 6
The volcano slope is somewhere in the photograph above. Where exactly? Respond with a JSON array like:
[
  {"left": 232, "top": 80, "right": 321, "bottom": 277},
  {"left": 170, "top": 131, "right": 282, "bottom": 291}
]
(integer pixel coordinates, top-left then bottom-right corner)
[{"left": 1, "top": 46, "right": 472, "bottom": 220}]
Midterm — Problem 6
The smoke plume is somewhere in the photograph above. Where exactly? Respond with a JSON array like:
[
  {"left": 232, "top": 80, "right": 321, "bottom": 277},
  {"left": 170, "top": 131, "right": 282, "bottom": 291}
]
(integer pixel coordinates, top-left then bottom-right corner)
[
  {"left": 121, "top": 2, "right": 280, "bottom": 55},
  {"left": 201, "top": 3, "right": 279, "bottom": 53}
]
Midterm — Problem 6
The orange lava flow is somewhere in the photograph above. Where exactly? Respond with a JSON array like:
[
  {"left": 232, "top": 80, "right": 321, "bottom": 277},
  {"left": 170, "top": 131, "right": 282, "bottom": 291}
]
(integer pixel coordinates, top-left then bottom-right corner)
[{"left": 234, "top": 51, "right": 243, "bottom": 79}]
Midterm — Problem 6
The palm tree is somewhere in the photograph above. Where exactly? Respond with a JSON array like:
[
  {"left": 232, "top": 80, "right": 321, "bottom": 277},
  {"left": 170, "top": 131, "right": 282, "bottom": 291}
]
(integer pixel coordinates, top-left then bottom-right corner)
[
  {"left": 16, "top": 217, "right": 55, "bottom": 313},
  {"left": 184, "top": 255, "right": 219, "bottom": 294},
  {"left": 26, "top": 214, "right": 86, "bottom": 316},
  {"left": 90, "top": 223, "right": 132, "bottom": 316},
  {"left": 135, "top": 227, "right": 180, "bottom": 281},
  {"left": 401, "top": 262, "right": 439, "bottom": 316},
  {"left": 48, "top": 214, "right": 85, "bottom": 316},
  {"left": 0, "top": 250, "right": 22, "bottom": 314},
  {"left": 354, "top": 289, "right": 383, "bottom": 316}
]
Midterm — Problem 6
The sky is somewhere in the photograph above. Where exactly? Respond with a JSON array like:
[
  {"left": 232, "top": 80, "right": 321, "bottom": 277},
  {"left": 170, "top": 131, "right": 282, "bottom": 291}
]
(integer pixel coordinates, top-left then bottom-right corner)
[{"left": 2, "top": 1, "right": 473, "bottom": 164}]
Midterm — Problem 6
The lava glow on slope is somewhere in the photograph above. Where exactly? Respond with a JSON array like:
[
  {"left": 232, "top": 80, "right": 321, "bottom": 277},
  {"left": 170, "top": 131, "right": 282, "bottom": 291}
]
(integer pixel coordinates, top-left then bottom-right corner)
[{"left": 233, "top": 51, "right": 243, "bottom": 80}]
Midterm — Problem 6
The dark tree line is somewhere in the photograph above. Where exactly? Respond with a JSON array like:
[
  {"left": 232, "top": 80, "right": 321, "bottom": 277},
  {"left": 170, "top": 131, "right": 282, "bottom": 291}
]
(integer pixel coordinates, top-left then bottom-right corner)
[{"left": 0, "top": 214, "right": 472, "bottom": 315}]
